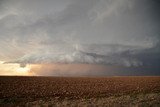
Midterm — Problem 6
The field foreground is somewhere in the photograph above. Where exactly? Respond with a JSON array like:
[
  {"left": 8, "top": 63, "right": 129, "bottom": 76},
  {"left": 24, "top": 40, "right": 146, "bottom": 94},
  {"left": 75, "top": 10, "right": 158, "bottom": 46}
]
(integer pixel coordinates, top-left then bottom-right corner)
[{"left": 0, "top": 76, "right": 160, "bottom": 106}]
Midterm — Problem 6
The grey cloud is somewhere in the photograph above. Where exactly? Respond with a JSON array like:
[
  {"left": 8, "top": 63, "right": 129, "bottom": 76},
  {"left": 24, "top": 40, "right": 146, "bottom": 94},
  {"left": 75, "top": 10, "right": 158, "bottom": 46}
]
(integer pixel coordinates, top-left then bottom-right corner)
[
  {"left": 0, "top": 0, "right": 160, "bottom": 75},
  {"left": 5, "top": 43, "right": 146, "bottom": 67}
]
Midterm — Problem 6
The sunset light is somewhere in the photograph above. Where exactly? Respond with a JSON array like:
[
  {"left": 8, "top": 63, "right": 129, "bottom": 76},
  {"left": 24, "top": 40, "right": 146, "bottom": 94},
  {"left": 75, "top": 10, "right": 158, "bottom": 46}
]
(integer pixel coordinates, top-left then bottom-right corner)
[
  {"left": 0, "top": 61, "right": 32, "bottom": 76},
  {"left": 16, "top": 66, "right": 30, "bottom": 74}
]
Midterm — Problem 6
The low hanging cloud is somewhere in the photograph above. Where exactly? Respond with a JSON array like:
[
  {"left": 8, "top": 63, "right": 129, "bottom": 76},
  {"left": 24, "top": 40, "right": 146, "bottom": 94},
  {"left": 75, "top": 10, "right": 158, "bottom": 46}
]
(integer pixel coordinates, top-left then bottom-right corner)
[{"left": 6, "top": 42, "right": 154, "bottom": 67}]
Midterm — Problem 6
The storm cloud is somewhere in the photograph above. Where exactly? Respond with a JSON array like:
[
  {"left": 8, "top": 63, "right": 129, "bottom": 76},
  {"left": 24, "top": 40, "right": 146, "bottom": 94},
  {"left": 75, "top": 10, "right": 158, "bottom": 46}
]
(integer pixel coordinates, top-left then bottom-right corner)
[{"left": 0, "top": 0, "right": 160, "bottom": 75}]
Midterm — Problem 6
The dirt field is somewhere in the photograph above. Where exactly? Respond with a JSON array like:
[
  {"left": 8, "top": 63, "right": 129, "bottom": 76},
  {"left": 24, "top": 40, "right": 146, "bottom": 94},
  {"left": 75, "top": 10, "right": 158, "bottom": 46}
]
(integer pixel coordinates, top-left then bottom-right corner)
[{"left": 0, "top": 76, "right": 160, "bottom": 106}]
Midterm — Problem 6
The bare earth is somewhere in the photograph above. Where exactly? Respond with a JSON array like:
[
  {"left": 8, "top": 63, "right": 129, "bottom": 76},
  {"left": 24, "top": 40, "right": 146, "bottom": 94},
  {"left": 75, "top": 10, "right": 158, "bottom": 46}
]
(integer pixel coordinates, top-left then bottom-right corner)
[{"left": 0, "top": 76, "right": 160, "bottom": 107}]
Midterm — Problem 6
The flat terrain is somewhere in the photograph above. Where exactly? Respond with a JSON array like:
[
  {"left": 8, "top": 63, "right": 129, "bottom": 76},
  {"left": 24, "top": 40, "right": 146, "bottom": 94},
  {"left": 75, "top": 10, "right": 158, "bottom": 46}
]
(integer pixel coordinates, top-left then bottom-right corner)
[{"left": 0, "top": 76, "right": 160, "bottom": 106}]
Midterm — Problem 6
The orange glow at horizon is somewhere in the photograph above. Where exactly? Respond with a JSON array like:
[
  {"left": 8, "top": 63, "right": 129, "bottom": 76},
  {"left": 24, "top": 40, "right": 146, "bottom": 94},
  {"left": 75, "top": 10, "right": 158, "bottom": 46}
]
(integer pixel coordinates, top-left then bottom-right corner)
[
  {"left": 29, "top": 63, "right": 114, "bottom": 76},
  {"left": 0, "top": 61, "right": 34, "bottom": 76},
  {"left": 0, "top": 61, "right": 116, "bottom": 76}
]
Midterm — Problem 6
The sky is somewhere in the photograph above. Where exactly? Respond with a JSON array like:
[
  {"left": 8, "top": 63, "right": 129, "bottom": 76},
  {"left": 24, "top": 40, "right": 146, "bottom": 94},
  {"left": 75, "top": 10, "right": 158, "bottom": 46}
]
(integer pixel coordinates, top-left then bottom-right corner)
[{"left": 0, "top": 0, "right": 160, "bottom": 76}]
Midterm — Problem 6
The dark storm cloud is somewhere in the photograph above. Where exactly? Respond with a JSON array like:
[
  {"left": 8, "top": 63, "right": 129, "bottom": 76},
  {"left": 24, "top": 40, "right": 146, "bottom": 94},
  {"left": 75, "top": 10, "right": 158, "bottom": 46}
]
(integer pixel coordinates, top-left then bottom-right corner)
[{"left": 0, "top": 0, "right": 160, "bottom": 75}]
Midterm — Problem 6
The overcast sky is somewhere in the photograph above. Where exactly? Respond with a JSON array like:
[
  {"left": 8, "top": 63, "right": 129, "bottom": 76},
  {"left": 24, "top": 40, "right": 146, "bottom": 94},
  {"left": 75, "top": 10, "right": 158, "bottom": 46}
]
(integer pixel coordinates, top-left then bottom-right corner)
[{"left": 0, "top": 0, "right": 160, "bottom": 76}]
